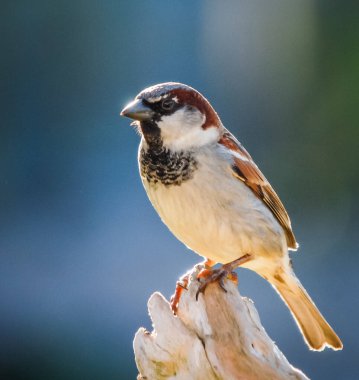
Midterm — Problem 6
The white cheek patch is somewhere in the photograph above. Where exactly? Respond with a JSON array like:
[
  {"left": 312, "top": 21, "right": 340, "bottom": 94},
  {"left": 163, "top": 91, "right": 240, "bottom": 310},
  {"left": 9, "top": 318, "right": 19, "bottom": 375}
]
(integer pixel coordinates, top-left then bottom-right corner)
[{"left": 158, "top": 108, "right": 220, "bottom": 151}]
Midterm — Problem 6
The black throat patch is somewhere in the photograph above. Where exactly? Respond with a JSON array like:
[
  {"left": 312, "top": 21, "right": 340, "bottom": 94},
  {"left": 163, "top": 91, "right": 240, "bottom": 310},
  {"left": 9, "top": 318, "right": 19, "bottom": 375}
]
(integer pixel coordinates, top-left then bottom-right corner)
[{"left": 140, "top": 143, "right": 198, "bottom": 187}]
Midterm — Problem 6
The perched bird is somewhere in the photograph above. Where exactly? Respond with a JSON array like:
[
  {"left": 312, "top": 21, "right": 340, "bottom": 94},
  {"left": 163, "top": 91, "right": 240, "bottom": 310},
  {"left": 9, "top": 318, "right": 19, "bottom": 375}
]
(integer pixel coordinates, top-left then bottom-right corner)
[{"left": 120, "top": 82, "right": 343, "bottom": 351}]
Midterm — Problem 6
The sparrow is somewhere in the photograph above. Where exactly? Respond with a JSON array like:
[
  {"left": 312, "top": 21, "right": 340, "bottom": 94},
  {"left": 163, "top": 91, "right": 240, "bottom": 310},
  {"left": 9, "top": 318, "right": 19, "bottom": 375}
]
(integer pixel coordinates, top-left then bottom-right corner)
[{"left": 120, "top": 82, "right": 343, "bottom": 351}]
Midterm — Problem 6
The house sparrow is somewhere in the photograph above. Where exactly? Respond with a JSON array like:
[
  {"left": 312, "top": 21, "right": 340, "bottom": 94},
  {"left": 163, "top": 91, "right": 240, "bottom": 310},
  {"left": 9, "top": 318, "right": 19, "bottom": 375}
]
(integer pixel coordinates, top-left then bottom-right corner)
[{"left": 120, "top": 82, "right": 343, "bottom": 351}]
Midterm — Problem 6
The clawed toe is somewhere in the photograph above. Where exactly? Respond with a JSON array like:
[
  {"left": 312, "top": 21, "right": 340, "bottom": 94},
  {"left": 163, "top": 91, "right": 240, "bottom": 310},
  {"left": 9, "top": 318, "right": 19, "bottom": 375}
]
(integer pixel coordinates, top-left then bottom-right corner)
[
  {"left": 196, "top": 268, "right": 236, "bottom": 300},
  {"left": 171, "top": 255, "right": 250, "bottom": 313},
  {"left": 170, "top": 275, "right": 189, "bottom": 314}
]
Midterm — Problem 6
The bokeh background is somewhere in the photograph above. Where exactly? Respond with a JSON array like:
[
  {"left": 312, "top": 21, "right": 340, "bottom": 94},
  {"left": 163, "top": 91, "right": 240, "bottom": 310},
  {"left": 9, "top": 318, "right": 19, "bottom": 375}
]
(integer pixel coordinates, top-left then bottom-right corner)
[{"left": 1, "top": 1, "right": 358, "bottom": 379}]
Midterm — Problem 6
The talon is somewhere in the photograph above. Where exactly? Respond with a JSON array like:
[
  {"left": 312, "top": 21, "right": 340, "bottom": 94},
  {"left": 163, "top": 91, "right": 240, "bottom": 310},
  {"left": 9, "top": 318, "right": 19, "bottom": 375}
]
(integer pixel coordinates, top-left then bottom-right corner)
[
  {"left": 195, "top": 254, "right": 251, "bottom": 301},
  {"left": 177, "top": 281, "right": 188, "bottom": 290},
  {"left": 195, "top": 268, "right": 230, "bottom": 300},
  {"left": 170, "top": 274, "right": 189, "bottom": 314},
  {"left": 218, "top": 277, "right": 228, "bottom": 292},
  {"left": 173, "top": 255, "right": 251, "bottom": 312}
]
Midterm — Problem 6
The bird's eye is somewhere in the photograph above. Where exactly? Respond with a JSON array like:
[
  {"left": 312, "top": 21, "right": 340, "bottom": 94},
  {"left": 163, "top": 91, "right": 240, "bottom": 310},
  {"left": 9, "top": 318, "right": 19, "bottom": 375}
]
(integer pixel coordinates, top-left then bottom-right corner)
[{"left": 161, "top": 99, "right": 174, "bottom": 111}]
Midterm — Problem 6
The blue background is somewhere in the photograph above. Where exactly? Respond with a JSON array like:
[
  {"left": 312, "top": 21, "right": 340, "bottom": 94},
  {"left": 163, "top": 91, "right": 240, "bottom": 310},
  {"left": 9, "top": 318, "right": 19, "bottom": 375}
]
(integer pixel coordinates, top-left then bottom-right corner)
[{"left": 1, "top": 1, "right": 358, "bottom": 379}]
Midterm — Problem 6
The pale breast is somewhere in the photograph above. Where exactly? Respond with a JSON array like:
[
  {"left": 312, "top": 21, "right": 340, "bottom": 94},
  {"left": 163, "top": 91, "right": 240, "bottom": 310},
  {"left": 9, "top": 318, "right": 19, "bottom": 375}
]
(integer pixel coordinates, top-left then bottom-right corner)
[{"left": 140, "top": 145, "right": 286, "bottom": 265}]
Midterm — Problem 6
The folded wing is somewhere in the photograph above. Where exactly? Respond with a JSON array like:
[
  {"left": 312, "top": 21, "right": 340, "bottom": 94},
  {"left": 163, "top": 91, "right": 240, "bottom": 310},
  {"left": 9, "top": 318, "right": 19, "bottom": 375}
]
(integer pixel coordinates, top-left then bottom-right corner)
[{"left": 218, "top": 129, "right": 298, "bottom": 250}]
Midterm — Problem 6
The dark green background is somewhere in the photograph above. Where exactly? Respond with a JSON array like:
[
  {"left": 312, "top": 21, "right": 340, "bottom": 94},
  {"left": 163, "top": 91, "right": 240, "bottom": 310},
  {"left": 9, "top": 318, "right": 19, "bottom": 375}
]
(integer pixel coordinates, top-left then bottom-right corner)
[{"left": 1, "top": 1, "right": 358, "bottom": 379}]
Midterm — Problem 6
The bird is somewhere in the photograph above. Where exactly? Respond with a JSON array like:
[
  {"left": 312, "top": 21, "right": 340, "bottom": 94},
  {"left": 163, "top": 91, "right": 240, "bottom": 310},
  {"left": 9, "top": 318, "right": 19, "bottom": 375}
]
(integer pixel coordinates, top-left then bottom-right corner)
[{"left": 120, "top": 82, "right": 343, "bottom": 351}]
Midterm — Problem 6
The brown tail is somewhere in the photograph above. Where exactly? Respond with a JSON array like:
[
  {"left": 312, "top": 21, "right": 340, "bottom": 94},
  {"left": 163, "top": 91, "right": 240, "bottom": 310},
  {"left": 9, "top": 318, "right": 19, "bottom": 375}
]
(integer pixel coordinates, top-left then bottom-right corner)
[{"left": 269, "top": 269, "right": 343, "bottom": 351}]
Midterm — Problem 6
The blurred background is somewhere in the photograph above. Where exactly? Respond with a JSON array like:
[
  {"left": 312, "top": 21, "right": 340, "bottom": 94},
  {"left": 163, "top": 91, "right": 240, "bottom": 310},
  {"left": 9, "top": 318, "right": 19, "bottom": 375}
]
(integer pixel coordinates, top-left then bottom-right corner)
[{"left": 1, "top": 1, "right": 358, "bottom": 379}]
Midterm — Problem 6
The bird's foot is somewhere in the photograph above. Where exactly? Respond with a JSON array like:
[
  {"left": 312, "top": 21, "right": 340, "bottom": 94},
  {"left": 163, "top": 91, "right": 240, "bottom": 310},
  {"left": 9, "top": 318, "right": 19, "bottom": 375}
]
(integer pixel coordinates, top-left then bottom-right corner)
[
  {"left": 196, "top": 267, "right": 238, "bottom": 300},
  {"left": 196, "top": 254, "right": 252, "bottom": 300},
  {"left": 170, "top": 274, "right": 190, "bottom": 314},
  {"left": 170, "top": 259, "right": 216, "bottom": 314}
]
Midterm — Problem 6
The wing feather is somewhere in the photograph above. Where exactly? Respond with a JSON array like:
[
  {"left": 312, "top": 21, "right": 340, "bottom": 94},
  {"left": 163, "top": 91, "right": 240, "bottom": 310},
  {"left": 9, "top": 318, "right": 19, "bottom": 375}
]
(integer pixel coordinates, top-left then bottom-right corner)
[{"left": 219, "top": 130, "right": 298, "bottom": 250}]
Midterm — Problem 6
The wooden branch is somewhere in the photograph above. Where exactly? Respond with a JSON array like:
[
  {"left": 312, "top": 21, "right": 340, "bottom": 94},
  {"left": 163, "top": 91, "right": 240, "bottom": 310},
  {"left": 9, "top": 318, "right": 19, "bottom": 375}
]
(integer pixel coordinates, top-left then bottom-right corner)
[{"left": 134, "top": 266, "right": 309, "bottom": 380}]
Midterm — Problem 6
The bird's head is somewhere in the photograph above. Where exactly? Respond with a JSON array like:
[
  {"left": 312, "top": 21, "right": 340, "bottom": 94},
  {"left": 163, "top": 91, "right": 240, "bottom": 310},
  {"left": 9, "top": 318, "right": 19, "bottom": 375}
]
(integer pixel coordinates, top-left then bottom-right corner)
[{"left": 121, "top": 82, "right": 222, "bottom": 151}]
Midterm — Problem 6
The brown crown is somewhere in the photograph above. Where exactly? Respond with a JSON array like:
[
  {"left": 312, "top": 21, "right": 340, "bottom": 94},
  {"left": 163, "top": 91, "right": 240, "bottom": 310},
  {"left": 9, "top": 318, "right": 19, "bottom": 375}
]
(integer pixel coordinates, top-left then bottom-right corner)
[{"left": 139, "top": 82, "right": 222, "bottom": 130}]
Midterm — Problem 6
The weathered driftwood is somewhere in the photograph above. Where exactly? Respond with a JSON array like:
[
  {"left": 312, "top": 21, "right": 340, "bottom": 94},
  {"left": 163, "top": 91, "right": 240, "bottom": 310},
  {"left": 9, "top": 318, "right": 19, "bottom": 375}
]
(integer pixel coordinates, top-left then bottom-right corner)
[{"left": 134, "top": 266, "right": 309, "bottom": 380}]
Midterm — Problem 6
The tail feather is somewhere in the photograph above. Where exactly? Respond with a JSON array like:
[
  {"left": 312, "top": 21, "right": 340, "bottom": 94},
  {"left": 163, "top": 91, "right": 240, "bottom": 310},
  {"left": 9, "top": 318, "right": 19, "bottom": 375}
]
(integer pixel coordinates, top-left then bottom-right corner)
[{"left": 269, "top": 270, "right": 343, "bottom": 351}]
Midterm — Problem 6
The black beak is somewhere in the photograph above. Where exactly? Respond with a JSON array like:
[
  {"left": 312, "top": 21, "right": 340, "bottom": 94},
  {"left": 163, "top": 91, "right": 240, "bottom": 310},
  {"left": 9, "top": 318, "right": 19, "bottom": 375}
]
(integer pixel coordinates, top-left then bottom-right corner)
[{"left": 120, "top": 99, "right": 154, "bottom": 121}]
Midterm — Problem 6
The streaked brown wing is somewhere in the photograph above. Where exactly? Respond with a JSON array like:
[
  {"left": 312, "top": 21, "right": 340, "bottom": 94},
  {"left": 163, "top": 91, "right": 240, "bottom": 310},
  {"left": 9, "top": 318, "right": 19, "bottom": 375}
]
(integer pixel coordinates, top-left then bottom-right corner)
[{"left": 218, "top": 130, "right": 298, "bottom": 250}]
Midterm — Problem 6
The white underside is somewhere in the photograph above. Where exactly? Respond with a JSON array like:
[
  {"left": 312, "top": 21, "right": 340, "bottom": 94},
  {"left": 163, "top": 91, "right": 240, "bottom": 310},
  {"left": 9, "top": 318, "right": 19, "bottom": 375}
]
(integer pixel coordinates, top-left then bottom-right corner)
[{"left": 140, "top": 142, "right": 288, "bottom": 275}]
